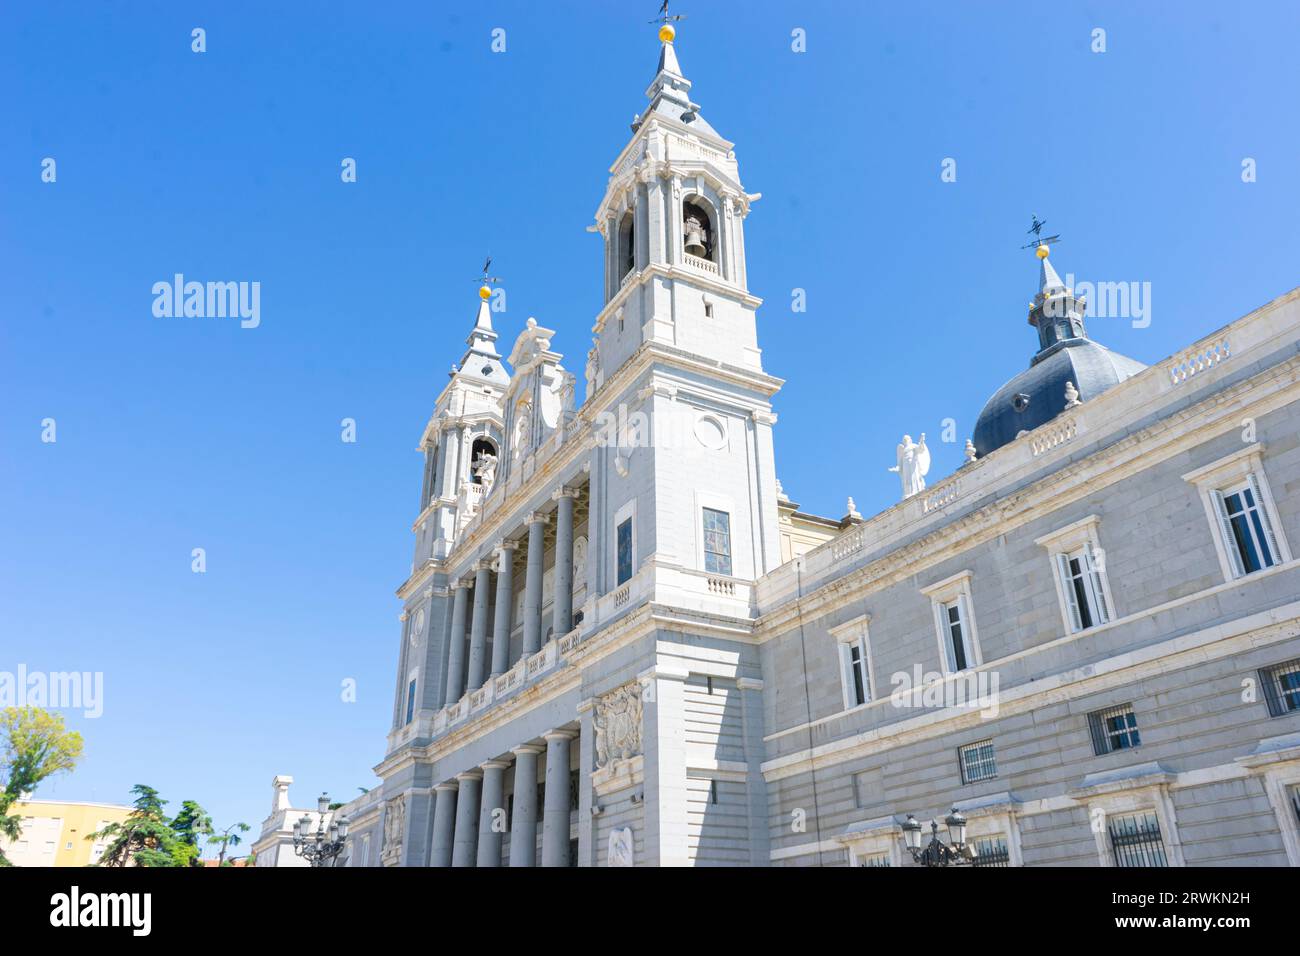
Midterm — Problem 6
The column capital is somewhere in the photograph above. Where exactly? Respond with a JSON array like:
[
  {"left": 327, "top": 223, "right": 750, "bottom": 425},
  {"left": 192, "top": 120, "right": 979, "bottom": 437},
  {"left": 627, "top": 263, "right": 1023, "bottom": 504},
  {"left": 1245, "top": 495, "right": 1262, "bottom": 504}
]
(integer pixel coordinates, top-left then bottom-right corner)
[
  {"left": 456, "top": 769, "right": 484, "bottom": 784},
  {"left": 434, "top": 781, "right": 460, "bottom": 794},
  {"left": 474, "top": 558, "right": 495, "bottom": 573},
  {"left": 543, "top": 728, "right": 578, "bottom": 743},
  {"left": 480, "top": 758, "right": 512, "bottom": 772},
  {"left": 526, "top": 511, "right": 552, "bottom": 526},
  {"left": 451, "top": 579, "right": 472, "bottom": 590},
  {"left": 511, "top": 743, "right": 545, "bottom": 758},
  {"left": 495, "top": 538, "right": 519, "bottom": 552},
  {"left": 399, "top": 611, "right": 409, "bottom": 622},
  {"left": 551, "top": 486, "right": 582, "bottom": 502}
]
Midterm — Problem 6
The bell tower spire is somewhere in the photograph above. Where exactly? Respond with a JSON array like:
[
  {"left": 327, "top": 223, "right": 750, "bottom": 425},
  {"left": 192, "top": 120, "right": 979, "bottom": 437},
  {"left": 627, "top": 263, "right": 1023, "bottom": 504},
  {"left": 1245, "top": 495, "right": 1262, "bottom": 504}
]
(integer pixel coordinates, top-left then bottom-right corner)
[{"left": 588, "top": 23, "right": 765, "bottom": 390}]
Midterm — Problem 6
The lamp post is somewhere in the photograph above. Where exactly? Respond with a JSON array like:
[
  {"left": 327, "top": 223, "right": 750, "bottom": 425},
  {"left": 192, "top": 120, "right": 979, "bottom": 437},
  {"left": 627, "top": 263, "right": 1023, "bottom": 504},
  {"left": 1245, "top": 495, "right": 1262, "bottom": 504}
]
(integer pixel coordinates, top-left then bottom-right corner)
[
  {"left": 900, "top": 810, "right": 972, "bottom": 867},
  {"left": 292, "top": 792, "right": 349, "bottom": 867}
]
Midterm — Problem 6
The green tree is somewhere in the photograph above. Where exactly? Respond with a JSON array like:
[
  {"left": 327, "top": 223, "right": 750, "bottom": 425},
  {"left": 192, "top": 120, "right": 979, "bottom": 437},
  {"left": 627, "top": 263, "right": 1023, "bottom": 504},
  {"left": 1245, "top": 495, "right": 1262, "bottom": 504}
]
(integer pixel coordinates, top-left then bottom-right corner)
[
  {"left": 90, "top": 785, "right": 179, "bottom": 867},
  {"left": 170, "top": 800, "right": 213, "bottom": 867},
  {"left": 208, "top": 821, "right": 251, "bottom": 866},
  {"left": 0, "top": 707, "right": 84, "bottom": 867}
]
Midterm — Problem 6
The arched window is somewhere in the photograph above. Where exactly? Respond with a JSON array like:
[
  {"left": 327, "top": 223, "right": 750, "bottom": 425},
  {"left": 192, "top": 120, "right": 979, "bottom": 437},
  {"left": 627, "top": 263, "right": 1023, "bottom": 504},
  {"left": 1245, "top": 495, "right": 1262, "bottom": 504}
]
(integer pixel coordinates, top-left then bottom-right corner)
[
  {"left": 682, "top": 199, "right": 714, "bottom": 261},
  {"left": 469, "top": 437, "right": 497, "bottom": 484},
  {"left": 618, "top": 211, "right": 636, "bottom": 282}
]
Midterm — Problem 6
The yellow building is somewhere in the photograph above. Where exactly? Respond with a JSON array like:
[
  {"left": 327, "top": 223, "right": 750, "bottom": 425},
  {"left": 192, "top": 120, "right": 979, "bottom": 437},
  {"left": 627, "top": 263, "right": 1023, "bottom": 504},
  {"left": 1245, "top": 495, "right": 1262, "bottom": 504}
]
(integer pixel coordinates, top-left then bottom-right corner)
[{"left": 2, "top": 800, "right": 133, "bottom": 867}]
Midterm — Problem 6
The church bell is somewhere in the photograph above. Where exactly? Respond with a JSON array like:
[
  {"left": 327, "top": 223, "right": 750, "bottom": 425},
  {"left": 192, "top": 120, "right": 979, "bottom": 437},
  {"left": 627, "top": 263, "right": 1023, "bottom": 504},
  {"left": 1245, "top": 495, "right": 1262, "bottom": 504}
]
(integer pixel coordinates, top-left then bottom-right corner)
[{"left": 683, "top": 218, "right": 708, "bottom": 258}]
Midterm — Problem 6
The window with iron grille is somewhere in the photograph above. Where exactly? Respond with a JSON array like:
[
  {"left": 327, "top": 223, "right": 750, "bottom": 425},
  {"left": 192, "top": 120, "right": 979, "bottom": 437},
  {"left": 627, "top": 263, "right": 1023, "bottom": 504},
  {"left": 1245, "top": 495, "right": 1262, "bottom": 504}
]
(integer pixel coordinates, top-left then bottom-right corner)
[
  {"left": 702, "top": 507, "right": 732, "bottom": 576},
  {"left": 1259, "top": 657, "right": 1300, "bottom": 717},
  {"left": 971, "top": 834, "right": 1010, "bottom": 867},
  {"left": 959, "top": 740, "right": 997, "bottom": 784},
  {"left": 857, "top": 851, "right": 890, "bottom": 867},
  {"left": 1087, "top": 703, "right": 1141, "bottom": 755},
  {"left": 1107, "top": 811, "right": 1168, "bottom": 867}
]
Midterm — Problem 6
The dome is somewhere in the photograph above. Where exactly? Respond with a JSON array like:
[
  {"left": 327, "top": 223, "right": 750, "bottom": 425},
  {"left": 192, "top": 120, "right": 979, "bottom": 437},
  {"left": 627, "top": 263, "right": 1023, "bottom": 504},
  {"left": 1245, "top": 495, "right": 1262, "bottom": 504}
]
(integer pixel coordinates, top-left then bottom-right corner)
[
  {"left": 972, "top": 250, "right": 1147, "bottom": 458},
  {"left": 972, "top": 339, "right": 1146, "bottom": 457}
]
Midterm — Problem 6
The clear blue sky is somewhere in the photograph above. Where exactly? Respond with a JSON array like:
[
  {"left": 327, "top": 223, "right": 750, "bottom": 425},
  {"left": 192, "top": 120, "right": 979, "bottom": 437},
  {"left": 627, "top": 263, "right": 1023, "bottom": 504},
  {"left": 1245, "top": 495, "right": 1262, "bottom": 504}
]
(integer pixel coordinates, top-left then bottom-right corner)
[{"left": 2, "top": 1, "right": 1297, "bottom": 847}]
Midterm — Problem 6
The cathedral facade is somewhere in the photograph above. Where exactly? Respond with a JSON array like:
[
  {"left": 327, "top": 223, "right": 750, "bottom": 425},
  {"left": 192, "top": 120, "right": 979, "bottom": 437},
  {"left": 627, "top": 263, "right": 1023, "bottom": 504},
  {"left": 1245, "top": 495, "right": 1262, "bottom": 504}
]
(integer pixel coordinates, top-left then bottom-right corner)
[{"left": 256, "top": 29, "right": 1300, "bottom": 868}]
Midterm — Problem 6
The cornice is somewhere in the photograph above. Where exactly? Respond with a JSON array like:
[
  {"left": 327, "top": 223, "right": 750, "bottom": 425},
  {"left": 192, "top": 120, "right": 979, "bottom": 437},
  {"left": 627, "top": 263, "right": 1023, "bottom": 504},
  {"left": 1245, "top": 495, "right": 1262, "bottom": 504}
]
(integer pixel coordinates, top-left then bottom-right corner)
[{"left": 753, "top": 356, "right": 1300, "bottom": 638}]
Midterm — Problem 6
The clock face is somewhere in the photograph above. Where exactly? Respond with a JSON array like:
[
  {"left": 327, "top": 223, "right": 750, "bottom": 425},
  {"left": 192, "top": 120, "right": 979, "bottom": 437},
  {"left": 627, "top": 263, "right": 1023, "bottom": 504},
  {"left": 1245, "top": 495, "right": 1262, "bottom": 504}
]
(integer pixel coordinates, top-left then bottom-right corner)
[{"left": 409, "top": 609, "right": 425, "bottom": 647}]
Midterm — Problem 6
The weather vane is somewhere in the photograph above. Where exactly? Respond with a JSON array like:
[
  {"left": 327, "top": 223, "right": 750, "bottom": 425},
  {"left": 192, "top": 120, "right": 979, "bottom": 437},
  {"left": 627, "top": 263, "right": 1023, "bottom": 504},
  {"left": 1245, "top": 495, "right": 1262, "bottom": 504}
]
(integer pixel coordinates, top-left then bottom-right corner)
[
  {"left": 1020, "top": 215, "right": 1061, "bottom": 257},
  {"left": 650, "top": 1, "right": 686, "bottom": 25},
  {"left": 476, "top": 256, "right": 503, "bottom": 301}
]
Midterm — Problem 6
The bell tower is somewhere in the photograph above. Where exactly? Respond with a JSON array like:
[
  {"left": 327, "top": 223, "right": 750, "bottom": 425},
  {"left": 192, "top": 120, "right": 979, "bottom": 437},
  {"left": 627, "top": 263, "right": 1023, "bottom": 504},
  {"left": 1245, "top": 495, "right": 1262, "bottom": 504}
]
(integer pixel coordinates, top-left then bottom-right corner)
[
  {"left": 587, "top": 24, "right": 765, "bottom": 396},
  {"left": 584, "top": 25, "right": 785, "bottom": 586}
]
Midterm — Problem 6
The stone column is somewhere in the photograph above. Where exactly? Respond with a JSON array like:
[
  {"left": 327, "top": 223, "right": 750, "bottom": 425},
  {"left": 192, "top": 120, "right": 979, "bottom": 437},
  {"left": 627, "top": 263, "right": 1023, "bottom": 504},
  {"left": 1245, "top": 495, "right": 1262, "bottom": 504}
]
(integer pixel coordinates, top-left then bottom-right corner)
[
  {"left": 541, "top": 730, "right": 576, "bottom": 867},
  {"left": 444, "top": 580, "right": 470, "bottom": 703},
  {"left": 466, "top": 561, "right": 492, "bottom": 692},
  {"left": 429, "top": 781, "right": 458, "bottom": 868},
  {"left": 476, "top": 759, "right": 510, "bottom": 867},
  {"left": 552, "top": 489, "right": 578, "bottom": 638},
  {"left": 522, "top": 512, "right": 550, "bottom": 658},
  {"left": 508, "top": 744, "right": 543, "bottom": 867},
  {"left": 451, "top": 770, "right": 482, "bottom": 867},
  {"left": 490, "top": 541, "right": 517, "bottom": 676}
]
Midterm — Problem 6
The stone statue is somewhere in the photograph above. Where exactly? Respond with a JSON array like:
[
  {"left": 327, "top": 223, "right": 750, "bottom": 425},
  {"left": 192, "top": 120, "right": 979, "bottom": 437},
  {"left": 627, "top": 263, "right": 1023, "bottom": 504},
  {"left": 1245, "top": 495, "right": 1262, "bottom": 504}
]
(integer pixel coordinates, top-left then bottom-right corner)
[
  {"left": 381, "top": 796, "right": 406, "bottom": 866},
  {"left": 1064, "top": 380, "right": 1082, "bottom": 408},
  {"left": 472, "top": 450, "right": 498, "bottom": 493},
  {"left": 964, "top": 439, "right": 977, "bottom": 464},
  {"left": 512, "top": 412, "right": 531, "bottom": 463},
  {"left": 889, "top": 433, "right": 931, "bottom": 499},
  {"left": 607, "top": 827, "right": 634, "bottom": 867}
]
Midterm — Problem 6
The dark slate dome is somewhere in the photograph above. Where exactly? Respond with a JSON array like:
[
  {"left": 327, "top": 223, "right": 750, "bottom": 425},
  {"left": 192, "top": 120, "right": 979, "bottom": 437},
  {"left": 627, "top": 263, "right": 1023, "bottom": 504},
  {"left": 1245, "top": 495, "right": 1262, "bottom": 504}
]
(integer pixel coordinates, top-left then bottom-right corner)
[{"left": 972, "top": 251, "right": 1147, "bottom": 458}]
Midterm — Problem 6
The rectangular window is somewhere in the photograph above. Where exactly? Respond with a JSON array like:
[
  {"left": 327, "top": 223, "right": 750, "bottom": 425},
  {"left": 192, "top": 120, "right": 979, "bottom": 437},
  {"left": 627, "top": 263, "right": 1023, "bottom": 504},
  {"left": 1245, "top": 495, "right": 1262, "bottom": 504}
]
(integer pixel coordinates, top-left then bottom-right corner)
[
  {"left": 944, "top": 601, "right": 970, "bottom": 672},
  {"left": 838, "top": 638, "right": 871, "bottom": 710},
  {"left": 616, "top": 517, "right": 633, "bottom": 585},
  {"left": 959, "top": 740, "right": 997, "bottom": 784},
  {"left": 702, "top": 507, "right": 732, "bottom": 576},
  {"left": 1290, "top": 785, "right": 1300, "bottom": 826},
  {"left": 1259, "top": 657, "right": 1300, "bottom": 717},
  {"left": 857, "top": 851, "right": 890, "bottom": 868},
  {"left": 569, "top": 769, "right": 580, "bottom": 812},
  {"left": 1056, "top": 546, "right": 1110, "bottom": 632},
  {"left": 404, "top": 677, "right": 417, "bottom": 725},
  {"left": 1108, "top": 811, "right": 1168, "bottom": 867},
  {"left": 1087, "top": 703, "right": 1141, "bottom": 755},
  {"left": 971, "top": 835, "right": 1010, "bottom": 868},
  {"left": 1213, "top": 477, "right": 1280, "bottom": 577}
]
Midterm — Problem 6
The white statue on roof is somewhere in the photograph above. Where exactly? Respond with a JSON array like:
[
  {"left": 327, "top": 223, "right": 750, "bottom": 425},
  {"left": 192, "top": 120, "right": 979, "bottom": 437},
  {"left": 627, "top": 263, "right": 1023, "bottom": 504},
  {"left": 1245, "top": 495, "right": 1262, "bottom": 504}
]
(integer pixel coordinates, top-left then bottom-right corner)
[{"left": 889, "top": 433, "right": 931, "bottom": 499}]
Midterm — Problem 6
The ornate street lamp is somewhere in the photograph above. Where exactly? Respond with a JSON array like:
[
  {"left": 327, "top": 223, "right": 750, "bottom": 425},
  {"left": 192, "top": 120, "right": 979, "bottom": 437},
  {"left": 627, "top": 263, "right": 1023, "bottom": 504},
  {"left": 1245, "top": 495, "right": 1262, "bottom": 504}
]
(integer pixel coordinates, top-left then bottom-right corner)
[
  {"left": 901, "top": 810, "right": 972, "bottom": 867},
  {"left": 292, "top": 792, "right": 349, "bottom": 867}
]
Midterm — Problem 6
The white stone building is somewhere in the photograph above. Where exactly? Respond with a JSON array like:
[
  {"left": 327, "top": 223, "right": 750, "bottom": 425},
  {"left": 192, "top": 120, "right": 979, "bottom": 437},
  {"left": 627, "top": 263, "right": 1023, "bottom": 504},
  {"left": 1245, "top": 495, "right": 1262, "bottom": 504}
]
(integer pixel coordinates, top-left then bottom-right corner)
[{"left": 262, "top": 28, "right": 1300, "bottom": 867}]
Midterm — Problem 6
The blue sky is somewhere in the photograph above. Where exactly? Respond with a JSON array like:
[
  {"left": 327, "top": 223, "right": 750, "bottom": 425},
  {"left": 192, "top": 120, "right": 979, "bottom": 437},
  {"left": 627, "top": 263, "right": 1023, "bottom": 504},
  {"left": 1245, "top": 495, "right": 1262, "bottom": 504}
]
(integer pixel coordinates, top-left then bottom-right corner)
[{"left": 2, "top": 1, "right": 1298, "bottom": 848}]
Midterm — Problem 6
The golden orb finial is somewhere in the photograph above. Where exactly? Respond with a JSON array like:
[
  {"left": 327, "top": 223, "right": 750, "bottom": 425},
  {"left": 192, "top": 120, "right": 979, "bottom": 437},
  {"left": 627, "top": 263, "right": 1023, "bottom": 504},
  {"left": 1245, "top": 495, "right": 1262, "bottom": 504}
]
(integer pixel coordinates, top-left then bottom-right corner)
[
  {"left": 659, "top": 23, "right": 676, "bottom": 43},
  {"left": 478, "top": 285, "right": 492, "bottom": 300},
  {"left": 1036, "top": 244, "right": 1050, "bottom": 259}
]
